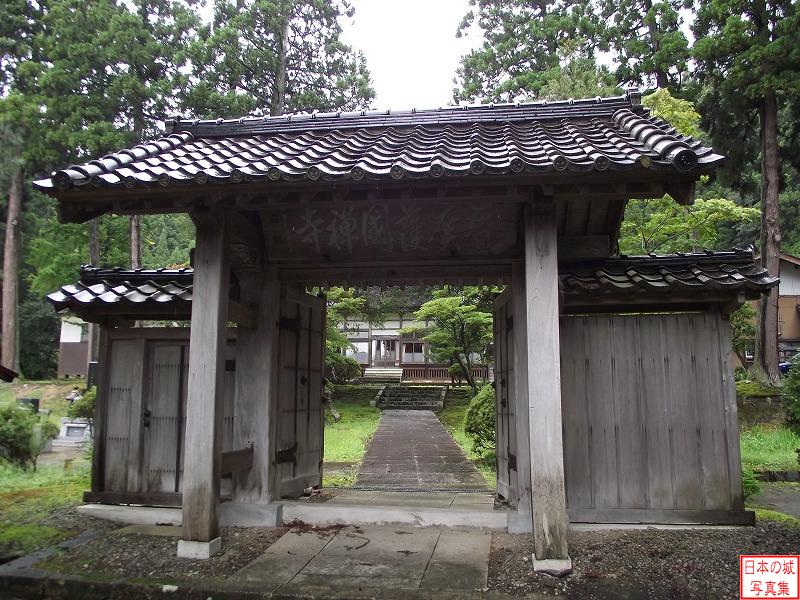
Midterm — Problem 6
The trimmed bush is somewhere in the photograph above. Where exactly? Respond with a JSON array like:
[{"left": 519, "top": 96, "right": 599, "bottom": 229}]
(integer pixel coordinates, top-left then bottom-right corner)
[
  {"left": 327, "top": 354, "right": 363, "bottom": 384},
  {"left": 67, "top": 387, "right": 95, "bottom": 421},
  {"left": 464, "top": 384, "right": 495, "bottom": 456}
]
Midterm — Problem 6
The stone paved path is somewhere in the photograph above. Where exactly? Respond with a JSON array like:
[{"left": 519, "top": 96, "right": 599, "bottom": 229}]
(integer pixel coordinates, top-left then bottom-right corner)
[
  {"left": 231, "top": 525, "right": 492, "bottom": 593},
  {"left": 750, "top": 482, "right": 800, "bottom": 519},
  {"left": 355, "top": 409, "right": 488, "bottom": 490}
]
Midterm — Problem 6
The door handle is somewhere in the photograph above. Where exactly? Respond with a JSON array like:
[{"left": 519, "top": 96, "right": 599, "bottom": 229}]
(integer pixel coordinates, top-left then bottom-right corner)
[{"left": 143, "top": 408, "right": 151, "bottom": 428}]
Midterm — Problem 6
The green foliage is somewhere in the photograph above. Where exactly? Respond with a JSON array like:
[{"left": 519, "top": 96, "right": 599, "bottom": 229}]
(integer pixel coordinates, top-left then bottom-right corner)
[
  {"left": 464, "top": 384, "right": 496, "bottom": 457},
  {"left": 783, "top": 355, "right": 800, "bottom": 434},
  {"left": 438, "top": 387, "right": 496, "bottom": 487},
  {"left": 619, "top": 197, "right": 760, "bottom": 255},
  {"left": 693, "top": 0, "right": 800, "bottom": 193},
  {"left": 323, "top": 384, "right": 381, "bottom": 464},
  {"left": 600, "top": 0, "right": 691, "bottom": 90},
  {"left": 0, "top": 404, "right": 58, "bottom": 471},
  {"left": 411, "top": 295, "right": 493, "bottom": 392},
  {"left": 642, "top": 89, "right": 702, "bottom": 138},
  {"left": 740, "top": 425, "right": 800, "bottom": 471},
  {"left": 18, "top": 295, "right": 59, "bottom": 379},
  {"left": 183, "top": 0, "right": 374, "bottom": 117},
  {"left": 67, "top": 387, "right": 95, "bottom": 422},
  {"left": 742, "top": 467, "right": 761, "bottom": 500},
  {"left": 730, "top": 303, "right": 756, "bottom": 366},
  {"left": 539, "top": 39, "right": 621, "bottom": 101},
  {"left": 737, "top": 378, "right": 783, "bottom": 399},
  {"left": 326, "top": 355, "right": 362, "bottom": 384},
  {"left": 141, "top": 214, "right": 194, "bottom": 268}
]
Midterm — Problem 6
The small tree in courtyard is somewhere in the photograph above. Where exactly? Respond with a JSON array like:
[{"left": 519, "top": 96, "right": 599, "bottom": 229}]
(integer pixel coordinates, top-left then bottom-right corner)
[{"left": 409, "top": 295, "right": 493, "bottom": 393}]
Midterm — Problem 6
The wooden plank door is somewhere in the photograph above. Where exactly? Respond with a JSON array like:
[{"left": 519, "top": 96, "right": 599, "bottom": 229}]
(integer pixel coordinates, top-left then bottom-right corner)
[
  {"left": 142, "top": 343, "right": 186, "bottom": 493},
  {"left": 493, "top": 288, "right": 518, "bottom": 504},
  {"left": 102, "top": 339, "right": 145, "bottom": 493},
  {"left": 274, "top": 285, "right": 326, "bottom": 498}
]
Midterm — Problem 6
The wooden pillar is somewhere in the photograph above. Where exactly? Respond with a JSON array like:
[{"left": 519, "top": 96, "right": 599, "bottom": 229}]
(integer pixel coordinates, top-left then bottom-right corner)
[
  {"left": 523, "top": 202, "right": 572, "bottom": 575},
  {"left": 233, "top": 270, "right": 280, "bottom": 504},
  {"left": 511, "top": 261, "right": 532, "bottom": 527},
  {"left": 178, "top": 215, "right": 229, "bottom": 558},
  {"left": 90, "top": 325, "right": 110, "bottom": 493}
]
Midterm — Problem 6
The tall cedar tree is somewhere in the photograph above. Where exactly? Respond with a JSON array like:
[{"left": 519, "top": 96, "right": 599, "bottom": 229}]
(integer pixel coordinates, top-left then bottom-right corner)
[
  {"left": 452, "top": 0, "right": 602, "bottom": 103},
  {"left": 183, "top": 0, "right": 374, "bottom": 119},
  {"left": 694, "top": 0, "right": 800, "bottom": 381},
  {"left": 599, "top": 0, "right": 691, "bottom": 91}
]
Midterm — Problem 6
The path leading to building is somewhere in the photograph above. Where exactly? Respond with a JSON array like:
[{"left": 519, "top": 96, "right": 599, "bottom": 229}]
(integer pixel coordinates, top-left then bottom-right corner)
[
  {"left": 355, "top": 409, "right": 489, "bottom": 490},
  {"left": 231, "top": 525, "right": 492, "bottom": 594}
]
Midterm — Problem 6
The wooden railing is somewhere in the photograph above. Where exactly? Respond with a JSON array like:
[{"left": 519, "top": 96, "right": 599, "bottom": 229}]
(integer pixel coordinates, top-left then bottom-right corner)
[{"left": 401, "top": 365, "right": 492, "bottom": 382}]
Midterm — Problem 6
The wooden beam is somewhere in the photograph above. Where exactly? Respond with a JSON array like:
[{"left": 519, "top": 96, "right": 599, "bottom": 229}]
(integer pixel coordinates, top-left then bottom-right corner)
[
  {"left": 523, "top": 201, "right": 572, "bottom": 575},
  {"left": 233, "top": 271, "right": 281, "bottom": 504},
  {"left": 220, "top": 446, "right": 255, "bottom": 476},
  {"left": 557, "top": 235, "right": 610, "bottom": 260},
  {"left": 181, "top": 212, "right": 230, "bottom": 548}
]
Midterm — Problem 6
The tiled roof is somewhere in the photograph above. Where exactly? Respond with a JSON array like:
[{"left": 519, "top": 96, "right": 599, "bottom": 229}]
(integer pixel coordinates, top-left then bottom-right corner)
[
  {"left": 48, "top": 266, "right": 193, "bottom": 313},
  {"left": 33, "top": 93, "right": 723, "bottom": 192},
  {"left": 48, "top": 252, "right": 775, "bottom": 315},
  {"left": 561, "top": 250, "right": 778, "bottom": 300}
]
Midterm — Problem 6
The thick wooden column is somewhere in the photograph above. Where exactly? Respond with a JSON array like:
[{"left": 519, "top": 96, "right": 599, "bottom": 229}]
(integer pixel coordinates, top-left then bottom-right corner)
[
  {"left": 233, "top": 270, "right": 280, "bottom": 504},
  {"left": 178, "top": 215, "right": 229, "bottom": 558},
  {"left": 523, "top": 202, "right": 572, "bottom": 575}
]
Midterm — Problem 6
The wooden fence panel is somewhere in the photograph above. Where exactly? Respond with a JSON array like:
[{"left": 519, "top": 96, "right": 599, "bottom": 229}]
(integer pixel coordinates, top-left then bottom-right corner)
[
  {"left": 560, "top": 312, "right": 742, "bottom": 522},
  {"left": 493, "top": 288, "right": 517, "bottom": 503}
]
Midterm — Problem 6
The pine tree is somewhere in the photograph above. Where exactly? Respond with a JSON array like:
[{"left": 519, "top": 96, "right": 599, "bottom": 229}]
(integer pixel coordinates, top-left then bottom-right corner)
[
  {"left": 183, "top": 0, "right": 374, "bottom": 118},
  {"left": 599, "top": 0, "right": 691, "bottom": 91},
  {"left": 694, "top": 0, "right": 800, "bottom": 381},
  {"left": 452, "top": 0, "right": 601, "bottom": 103}
]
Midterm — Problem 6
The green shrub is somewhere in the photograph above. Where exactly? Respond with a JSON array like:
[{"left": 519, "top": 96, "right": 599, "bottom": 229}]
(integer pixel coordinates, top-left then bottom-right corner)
[
  {"left": 742, "top": 467, "right": 761, "bottom": 500},
  {"left": 326, "top": 355, "right": 363, "bottom": 384},
  {"left": 67, "top": 387, "right": 95, "bottom": 421},
  {"left": 0, "top": 404, "right": 58, "bottom": 471},
  {"left": 783, "top": 355, "right": 800, "bottom": 434},
  {"left": 464, "top": 384, "right": 495, "bottom": 456}
]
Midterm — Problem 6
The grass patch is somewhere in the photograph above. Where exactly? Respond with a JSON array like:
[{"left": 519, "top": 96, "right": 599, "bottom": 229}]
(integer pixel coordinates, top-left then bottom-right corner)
[
  {"left": 737, "top": 379, "right": 783, "bottom": 398},
  {"left": 324, "top": 385, "right": 381, "bottom": 465},
  {"left": 0, "top": 462, "right": 90, "bottom": 559},
  {"left": 438, "top": 387, "right": 496, "bottom": 488},
  {"left": 752, "top": 508, "right": 800, "bottom": 526},
  {"left": 740, "top": 425, "right": 800, "bottom": 471},
  {"left": 322, "top": 465, "right": 358, "bottom": 488}
]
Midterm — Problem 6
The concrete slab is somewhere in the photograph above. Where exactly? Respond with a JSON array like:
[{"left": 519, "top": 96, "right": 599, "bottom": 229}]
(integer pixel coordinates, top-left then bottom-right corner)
[
  {"left": 76, "top": 504, "right": 182, "bottom": 526},
  {"left": 280, "top": 502, "right": 508, "bottom": 530},
  {"left": 232, "top": 529, "right": 336, "bottom": 590},
  {"left": 421, "top": 529, "right": 492, "bottom": 591}
]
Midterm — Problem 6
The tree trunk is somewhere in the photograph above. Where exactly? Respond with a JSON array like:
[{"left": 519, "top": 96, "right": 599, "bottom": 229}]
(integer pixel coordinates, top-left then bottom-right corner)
[
  {"left": 2, "top": 168, "right": 23, "bottom": 373},
  {"left": 130, "top": 215, "right": 141, "bottom": 269},
  {"left": 269, "top": 7, "right": 290, "bottom": 116},
  {"left": 86, "top": 219, "right": 100, "bottom": 374},
  {"left": 754, "top": 88, "right": 781, "bottom": 383}
]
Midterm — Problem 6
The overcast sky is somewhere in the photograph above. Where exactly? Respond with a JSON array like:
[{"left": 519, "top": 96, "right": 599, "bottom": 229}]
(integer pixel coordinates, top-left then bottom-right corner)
[{"left": 340, "top": 0, "right": 478, "bottom": 110}]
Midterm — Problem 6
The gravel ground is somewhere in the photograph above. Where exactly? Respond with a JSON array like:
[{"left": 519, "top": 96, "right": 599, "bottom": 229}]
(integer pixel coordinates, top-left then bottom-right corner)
[
  {"left": 39, "top": 525, "right": 287, "bottom": 580},
  {"left": 489, "top": 521, "right": 800, "bottom": 599}
]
